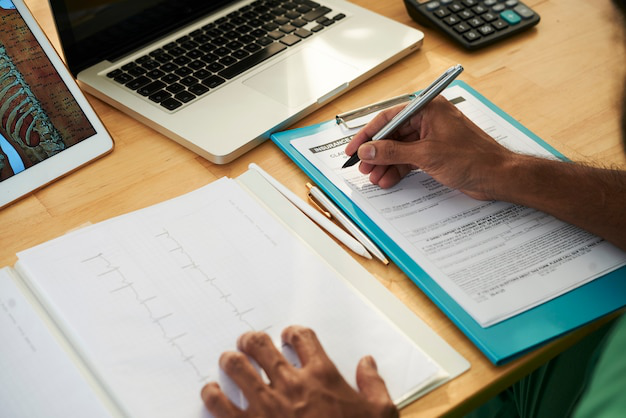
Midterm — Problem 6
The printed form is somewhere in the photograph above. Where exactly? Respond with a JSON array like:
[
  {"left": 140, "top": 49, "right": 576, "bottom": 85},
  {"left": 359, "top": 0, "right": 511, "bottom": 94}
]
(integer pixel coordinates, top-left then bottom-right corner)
[{"left": 291, "top": 84, "right": 626, "bottom": 327}]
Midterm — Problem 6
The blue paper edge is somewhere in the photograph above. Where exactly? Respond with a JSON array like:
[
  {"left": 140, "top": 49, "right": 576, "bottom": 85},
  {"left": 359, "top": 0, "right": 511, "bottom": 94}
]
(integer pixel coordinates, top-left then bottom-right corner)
[{"left": 270, "top": 80, "right": 626, "bottom": 365}]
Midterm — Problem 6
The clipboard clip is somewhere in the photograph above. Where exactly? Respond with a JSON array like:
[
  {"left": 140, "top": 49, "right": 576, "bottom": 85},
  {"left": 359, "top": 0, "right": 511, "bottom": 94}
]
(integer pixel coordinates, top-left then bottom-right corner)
[{"left": 335, "top": 93, "right": 416, "bottom": 129}]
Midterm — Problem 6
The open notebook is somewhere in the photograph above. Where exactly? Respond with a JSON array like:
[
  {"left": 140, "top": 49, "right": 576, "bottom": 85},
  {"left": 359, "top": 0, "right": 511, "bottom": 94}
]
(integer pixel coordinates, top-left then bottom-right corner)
[{"left": 0, "top": 168, "right": 468, "bottom": 417}]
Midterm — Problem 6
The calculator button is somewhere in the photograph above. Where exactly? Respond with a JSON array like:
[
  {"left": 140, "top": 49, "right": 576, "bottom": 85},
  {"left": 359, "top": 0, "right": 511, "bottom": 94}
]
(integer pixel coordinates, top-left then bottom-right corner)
[
  {"left": 449, "top": 3, "right": 464, "bottom": 12},
  {"left": 505, "top": 0, "right": 518, "bottom": 6},
  {"left": 441, "top": 0, "right": 453, "bottom": 3},
  {"left": 462, "top": 0, "right": 478, "bottom": 6},
  {"left": 463, "top": 30, "right": 481, "bottom": 41},
  {"left": 459, "top": 9, "right": 474, "bottom": 19},
  {"left": 454, "top": 22, "right": 471, "bottom": 33},
  {"left": 513, "top": 4, "right": 535, "bottom": 18},
  {"left": 434, "top": 8, "right": 451, "bottom": 18},
  {"left": 500, "top": 10, "right": 521, "bottom": 25},
  {"left": 491, "top": 18, "right": 509, "bottom": 29},
  {"left": 468, "top": 17, "right": 484, "bottom": 27},
  {"left": 492, "top": 4, "right": 505, "bottom": 11},
  {"left": 426, "top": 1, "right": 440, "bottom": 11},
  {"left": 484, "top": 0, "right": 496, "bottom": 5},
  {"left": 444, "top": 15, "right": 462, "bottom": 25},
  {"left": 482, "top": 12, "right": 498, "bottom": 22},
  {"left": 473, "top": 5, "right": 488, "bottom": 14},
  {"left": 478, "top": 24, "right": 496, "bottom": 36}
]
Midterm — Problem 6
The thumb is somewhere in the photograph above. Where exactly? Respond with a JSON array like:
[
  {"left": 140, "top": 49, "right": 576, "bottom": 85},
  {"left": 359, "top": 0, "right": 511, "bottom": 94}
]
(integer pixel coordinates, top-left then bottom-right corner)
[
  {"left": 357, "top": 140, "right": 419, "bottom": 166},
  {"left": 356, "top": 356, "right": 397, "bottom": 415}
]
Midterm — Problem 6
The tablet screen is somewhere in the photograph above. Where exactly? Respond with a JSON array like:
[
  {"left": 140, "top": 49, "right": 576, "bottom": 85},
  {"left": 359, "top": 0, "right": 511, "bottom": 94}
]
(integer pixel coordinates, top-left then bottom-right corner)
[
  {"left": 0, "top": 1, "right": 96, "bottom": 180},
  {"left": 0, "top": 0, "right": 113, "bottom": 207}
]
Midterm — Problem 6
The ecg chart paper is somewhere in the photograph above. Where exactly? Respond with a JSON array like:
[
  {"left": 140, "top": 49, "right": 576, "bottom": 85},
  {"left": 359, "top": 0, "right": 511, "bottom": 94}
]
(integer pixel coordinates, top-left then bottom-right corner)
[{"left": 15, "top": 177, "right": 441, "bottom": 417}]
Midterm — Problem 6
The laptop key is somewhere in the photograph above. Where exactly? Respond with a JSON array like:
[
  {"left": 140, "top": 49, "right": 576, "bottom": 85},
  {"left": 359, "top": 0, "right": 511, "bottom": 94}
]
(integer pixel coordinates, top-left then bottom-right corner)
[
  {"left": 232, "top": 49, "right": 250, "bottom": 59},
  {"left": 268, "top": 30, "right": 284, "bottom": 40},
  {"left": 125, "top": 75, "right": 150, "bottom": 90},
  {"left": 207, "top": 62, "right": 225, "bottom": 72},
  {"left": 160, "top": 98, "right": 183, "bottom": 111},
  {"left": 302, "top": 6, "right": 331, "bottom": 21},
  {"left": 194, "top": 69, "right": 212, "bottom": 80},
  {"left": 148, "top": 90, "right": 172, "bottom": 103},
  {"left": 154, "top": 53, "right": 173, "bottom": 63},
  {"left": 166, "top": 83, "right": 185, "bottom": 93},
  {"left": 138, "top": 80, "right": 166, "bottom": 96},
  {"left": 180, "top": 75, "right": 199, "bottom": 86},
  {"left": 107, "top": 69, "right": 123, "bottom": 78},
  {"left": 140, "top": 59, "right": 160, "bottom": 70},
  {"left": 244, "top": 43, "right": 262, "bottom": 53},
  {"left": 146, "top": 69, "right": 165, "bottom": 79},
  {"left": 189, "top": 83, "right": 210, "bottom": 96},
  {"left": 175, "top": 90, "right": 196, "bottom": 103},
  {"left": 280, "top": 34, "right": 301, "bottom": 46},
  {"left": 113, "top": 73, "right": 133, "bottom": 84},
  {"left": 174, "top": 67, "right": 193, "bottom": 77},
  {"left": 188, "top": 59, "right": 205, "bottom": 70},
  {"left": 161, "top": 74, "right": 180, "bottom": 84},
  {"left": 202, "top": 75, "right": 226, "bottom": 89},
  {"left": 218, "top": 42, "right": 287, "bottom": 79},
  {"left": 257, "top": 36, "right": 274, "bottom": 46},
  {"left": 294, "top": 28, "right": 312, "bottom": 38}
]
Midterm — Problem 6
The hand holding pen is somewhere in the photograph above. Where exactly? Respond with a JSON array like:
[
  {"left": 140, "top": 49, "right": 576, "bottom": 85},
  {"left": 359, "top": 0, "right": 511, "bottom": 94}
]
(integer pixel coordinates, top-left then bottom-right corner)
[
  {"left": 343, "top": 65, "right": 510, "bottom": 198},
  {"left": 342, "top": 64, "right": 463, "bottom": 169}
]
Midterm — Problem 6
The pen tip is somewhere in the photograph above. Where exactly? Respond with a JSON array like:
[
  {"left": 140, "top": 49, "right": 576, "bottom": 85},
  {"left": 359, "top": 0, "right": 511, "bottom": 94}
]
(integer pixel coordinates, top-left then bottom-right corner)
[{"left": 342, "top": 154, "right": 359, "bottom": 169}]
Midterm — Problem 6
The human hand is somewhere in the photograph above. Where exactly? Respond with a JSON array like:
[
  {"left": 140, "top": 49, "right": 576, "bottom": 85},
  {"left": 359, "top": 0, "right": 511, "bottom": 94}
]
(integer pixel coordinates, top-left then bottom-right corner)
[
  {"left": 201, "top": 326, "right": 398, "bottom": 418},
  {"left": 344, "top": 96, "right": 514, "bottom": 200}
]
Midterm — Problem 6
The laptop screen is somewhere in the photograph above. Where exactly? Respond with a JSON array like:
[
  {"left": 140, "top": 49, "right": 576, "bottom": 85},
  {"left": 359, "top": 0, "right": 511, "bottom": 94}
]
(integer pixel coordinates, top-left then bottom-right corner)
[{"left": 49, "top": 0, "right": 235, "bottom": 75}]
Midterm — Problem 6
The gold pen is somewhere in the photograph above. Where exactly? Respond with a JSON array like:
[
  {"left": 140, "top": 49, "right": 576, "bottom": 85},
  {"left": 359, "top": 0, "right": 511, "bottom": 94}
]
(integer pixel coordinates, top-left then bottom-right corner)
[{"left": 306, "top": 183, "right": 389, "bottom": 265}]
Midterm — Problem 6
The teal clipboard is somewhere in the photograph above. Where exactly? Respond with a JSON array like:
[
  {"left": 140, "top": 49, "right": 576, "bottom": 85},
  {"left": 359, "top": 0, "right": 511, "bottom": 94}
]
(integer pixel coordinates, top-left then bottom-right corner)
[{"left": 270, "top": 80, "right": 626, "bottom": 365}]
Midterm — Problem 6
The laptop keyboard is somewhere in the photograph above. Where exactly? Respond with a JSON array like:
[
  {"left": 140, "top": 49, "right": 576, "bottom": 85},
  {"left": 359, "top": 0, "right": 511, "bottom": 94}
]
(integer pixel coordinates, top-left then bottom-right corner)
[{"left": 106, "top": 0, "right": 345, "bottom": 111}]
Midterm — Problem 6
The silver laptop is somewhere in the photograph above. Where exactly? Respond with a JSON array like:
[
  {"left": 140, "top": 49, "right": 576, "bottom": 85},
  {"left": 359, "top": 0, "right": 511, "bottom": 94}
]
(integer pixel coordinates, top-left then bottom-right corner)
[{"left": 49, "top": 0, "right": 424, "bottom": 164}]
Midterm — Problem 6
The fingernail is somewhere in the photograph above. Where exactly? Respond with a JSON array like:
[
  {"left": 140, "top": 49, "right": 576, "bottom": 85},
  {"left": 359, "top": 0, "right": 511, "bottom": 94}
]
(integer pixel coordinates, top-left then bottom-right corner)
[
  {"left": 358, "top": 144, "right": 375, "bottom": 160},
  {"left": 201, "top": 382, "right": 219, "bottom": 400},
  {"left": 364, "top": 355, "right": 377, "bottom": 370}
]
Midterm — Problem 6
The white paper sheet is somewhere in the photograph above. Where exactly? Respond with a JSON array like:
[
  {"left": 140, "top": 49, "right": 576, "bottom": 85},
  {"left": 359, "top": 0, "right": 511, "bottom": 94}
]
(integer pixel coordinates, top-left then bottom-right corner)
[
  {"left": 0, "top": 268, "right": 112, "bottom": 417},
  {"left": 16, "top": 177, "right": 441, "bottom": 417},
  {"left": 290, "top": 84, "right": 626, "bottom": 327}
]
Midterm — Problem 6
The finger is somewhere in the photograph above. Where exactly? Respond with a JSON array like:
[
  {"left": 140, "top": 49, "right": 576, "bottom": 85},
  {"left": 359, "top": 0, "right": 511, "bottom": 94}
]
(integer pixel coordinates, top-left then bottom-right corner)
[
  {"left": 237, "top": 331, "right": 295, "bottom": 386},
  {"left": 368, "top": 165, "right": 404, "bottom": 189},
  {"left": 219, "top": 351, "right": 267, "bottom": 403},
  {"left": 356, "top": 356, "right": 397, "bottom": 416},
  {"left": 201, "top": 382, "right": 244, "bottom": 418},
  {"left": 281, "top": 326, "right": 333, "bottom": 368},
  {"left": 358, "top": 140, "right": 423, "bottom": 167},
  {"left": 358, "top": 160, "right": 375, "bottom": 175}
]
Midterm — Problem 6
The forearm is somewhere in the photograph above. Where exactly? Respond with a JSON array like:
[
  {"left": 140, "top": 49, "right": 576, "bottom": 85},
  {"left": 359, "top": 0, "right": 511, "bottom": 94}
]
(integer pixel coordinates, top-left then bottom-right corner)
[{"left": 491, "top": 154, "right": 626, "bottom": 251}]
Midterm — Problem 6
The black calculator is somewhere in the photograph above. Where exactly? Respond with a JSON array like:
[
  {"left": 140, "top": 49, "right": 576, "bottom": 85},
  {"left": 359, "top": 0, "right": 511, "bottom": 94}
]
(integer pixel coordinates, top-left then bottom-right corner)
[{"left": 404, "top": 0, "right": 540, "bottom": 50}]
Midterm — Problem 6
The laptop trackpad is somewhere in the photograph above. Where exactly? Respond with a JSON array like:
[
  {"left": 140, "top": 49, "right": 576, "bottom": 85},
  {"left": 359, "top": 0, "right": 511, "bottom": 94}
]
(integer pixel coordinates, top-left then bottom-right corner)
[{"left": 243, "top": 47, "right": 358, "bottom": 108}]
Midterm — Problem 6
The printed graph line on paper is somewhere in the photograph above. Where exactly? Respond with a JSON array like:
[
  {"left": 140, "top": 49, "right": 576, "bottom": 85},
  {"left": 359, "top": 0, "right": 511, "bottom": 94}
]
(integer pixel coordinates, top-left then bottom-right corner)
[
  {"left": 81, "top": 252, "right": 211, "bottom": 382},
  {"left": 81, "top": 228, "right": 270, "bottom": 381},
  {"left": 155, "top": 228, "right": 268, "bottom": 332}
]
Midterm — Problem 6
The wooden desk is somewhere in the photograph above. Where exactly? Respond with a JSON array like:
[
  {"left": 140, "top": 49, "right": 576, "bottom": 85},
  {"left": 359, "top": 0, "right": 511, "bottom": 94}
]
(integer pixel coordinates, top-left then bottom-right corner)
[{"left": 5, "top": 0, "right": 625, "bottom": 416}]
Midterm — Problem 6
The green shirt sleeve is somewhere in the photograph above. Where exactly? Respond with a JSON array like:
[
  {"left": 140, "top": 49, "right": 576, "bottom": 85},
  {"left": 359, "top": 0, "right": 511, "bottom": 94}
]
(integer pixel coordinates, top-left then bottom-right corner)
[{"left": 573, "top": 314, "right": 626, "bottom": 418}]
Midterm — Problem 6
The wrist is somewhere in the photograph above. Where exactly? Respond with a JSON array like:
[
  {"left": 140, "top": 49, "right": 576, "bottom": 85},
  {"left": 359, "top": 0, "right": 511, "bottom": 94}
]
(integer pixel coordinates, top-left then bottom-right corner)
[{"left": 485, "top": 153, "right": 537, "bottom": 203}]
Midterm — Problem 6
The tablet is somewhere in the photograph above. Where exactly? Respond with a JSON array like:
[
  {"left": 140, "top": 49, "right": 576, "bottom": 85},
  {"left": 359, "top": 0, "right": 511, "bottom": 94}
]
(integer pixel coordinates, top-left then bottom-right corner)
[{"left": 0, "top": 0, "right": 113, "bottom": 208}]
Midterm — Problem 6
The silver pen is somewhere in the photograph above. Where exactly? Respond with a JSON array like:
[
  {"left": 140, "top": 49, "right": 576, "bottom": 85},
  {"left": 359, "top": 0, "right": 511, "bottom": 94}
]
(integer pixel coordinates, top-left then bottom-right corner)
[
  {"left": 342, "top": 64, "right": 464, "bottom": 168},
  {"left": 307, "top": 183, "right": 389, "bottom": 265}
]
